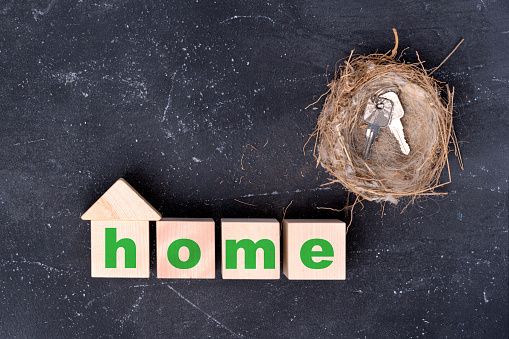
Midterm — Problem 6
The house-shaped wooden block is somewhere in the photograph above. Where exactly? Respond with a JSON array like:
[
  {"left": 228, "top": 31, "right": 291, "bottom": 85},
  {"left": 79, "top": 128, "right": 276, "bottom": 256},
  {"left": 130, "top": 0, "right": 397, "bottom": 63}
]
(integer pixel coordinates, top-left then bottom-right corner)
[{"left": 82, "top": 178, "right": 161, "bottom": 278}]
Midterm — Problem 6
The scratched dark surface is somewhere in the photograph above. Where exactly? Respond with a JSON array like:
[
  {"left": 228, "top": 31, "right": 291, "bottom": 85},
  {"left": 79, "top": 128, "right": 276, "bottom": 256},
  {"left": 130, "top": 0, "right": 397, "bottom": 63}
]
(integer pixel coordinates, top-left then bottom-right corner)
[{"left": 0, "top": 0, "right": 508, "bottom": 338}]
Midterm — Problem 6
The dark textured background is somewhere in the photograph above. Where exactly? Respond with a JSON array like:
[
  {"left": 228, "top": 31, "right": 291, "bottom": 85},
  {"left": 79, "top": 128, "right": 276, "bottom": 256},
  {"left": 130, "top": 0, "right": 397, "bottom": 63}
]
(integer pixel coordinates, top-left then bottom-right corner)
[{"left": 1, "top": 0, "right": 508, "bottom": 338}]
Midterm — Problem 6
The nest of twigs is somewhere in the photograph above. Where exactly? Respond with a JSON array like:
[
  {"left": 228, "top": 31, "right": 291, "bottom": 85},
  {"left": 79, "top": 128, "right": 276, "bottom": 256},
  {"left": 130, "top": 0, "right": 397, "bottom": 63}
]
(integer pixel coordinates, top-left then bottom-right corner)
[{"left": 314, "top": 30, "right": 462, "bottom": 205}]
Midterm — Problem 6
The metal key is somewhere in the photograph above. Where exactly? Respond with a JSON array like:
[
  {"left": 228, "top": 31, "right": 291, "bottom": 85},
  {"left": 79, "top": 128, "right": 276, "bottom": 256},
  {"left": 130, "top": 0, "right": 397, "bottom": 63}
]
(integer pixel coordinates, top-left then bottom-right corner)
[
  {"left": 380, "top": 91, "right": 410, "bottom": 155},
  {"left": 363, "top": 96, "right": 393, "bottom": 159}
]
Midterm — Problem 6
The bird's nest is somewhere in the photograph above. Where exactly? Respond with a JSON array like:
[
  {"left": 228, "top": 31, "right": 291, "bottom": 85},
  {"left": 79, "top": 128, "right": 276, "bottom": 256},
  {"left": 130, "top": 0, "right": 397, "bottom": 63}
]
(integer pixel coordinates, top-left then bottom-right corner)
[{"left": 312, "top": 30, "right": 462, "bottom": 206}]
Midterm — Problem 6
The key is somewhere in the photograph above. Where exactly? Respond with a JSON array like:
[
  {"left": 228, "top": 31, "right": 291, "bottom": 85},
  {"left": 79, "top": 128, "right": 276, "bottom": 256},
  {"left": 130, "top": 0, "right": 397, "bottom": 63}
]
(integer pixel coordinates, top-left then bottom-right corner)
[
  {"left": 380, "top": 91, "right": 410, "bottom": 155},
  {"left": 363, "top": 96, "right": 393, "bottom": 159}
]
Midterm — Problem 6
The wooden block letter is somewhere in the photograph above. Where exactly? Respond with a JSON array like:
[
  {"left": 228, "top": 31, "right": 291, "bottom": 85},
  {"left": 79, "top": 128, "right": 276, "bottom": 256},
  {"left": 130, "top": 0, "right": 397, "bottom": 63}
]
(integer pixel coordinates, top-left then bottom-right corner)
[
  {"left": 221, "top": 218, "right": 280, "bottom": 280},
  {"left": 283, "top": 219, "right": 345, "bottom": 280},
  {"left": 157, "top": 218, "right": 215, "bottom": 279},
  {"left": 82, "top": 178, "right": 161, "bottom": 278},
  {"left": 91, "top": 220, "right": 150, "bottom": 278}
]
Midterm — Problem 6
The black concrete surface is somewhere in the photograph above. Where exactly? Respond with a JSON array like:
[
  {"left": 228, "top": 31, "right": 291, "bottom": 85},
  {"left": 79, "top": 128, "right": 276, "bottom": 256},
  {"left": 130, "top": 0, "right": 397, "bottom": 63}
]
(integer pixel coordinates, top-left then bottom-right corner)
[{"left": 0, "top": 0, "right": 508, "bottom": 338}]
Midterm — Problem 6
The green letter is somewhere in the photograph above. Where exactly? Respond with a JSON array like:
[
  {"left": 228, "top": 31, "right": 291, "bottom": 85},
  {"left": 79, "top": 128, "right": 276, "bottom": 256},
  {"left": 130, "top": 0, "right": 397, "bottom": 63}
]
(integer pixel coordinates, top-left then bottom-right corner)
[
  {"left": 225, "top": 239, "right": 275, "bottom": 269},
  {"left": 300, "top": 239, "right": 334, "bottom": 269},
  {"left": 167, "top": 239, "right": 201, "bottom": 269},
  {"left": 105, "top": 228, "right": 136, "bottom": 268}
]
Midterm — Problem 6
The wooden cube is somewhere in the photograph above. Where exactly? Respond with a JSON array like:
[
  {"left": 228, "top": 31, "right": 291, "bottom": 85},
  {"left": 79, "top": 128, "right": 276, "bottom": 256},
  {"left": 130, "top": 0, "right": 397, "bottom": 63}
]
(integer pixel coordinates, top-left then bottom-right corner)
[
  {"left": 221, "top": 218, "right": 280, "bottom": 280},
  {"left": 283, "top": 219, "right": 345, "bottom": 280},
  {"left": 156, "top": 218, "right": 215, "bottom": 279},
  {"left": 91, "top": 220, "right": 150, "bottom": 278}
]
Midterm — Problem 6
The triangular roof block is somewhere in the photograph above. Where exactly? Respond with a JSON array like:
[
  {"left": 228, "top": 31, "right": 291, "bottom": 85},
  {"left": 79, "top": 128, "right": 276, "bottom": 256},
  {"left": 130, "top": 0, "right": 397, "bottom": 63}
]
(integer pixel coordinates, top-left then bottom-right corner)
[{"left": 82, "top": 178, "right": 162, "bottom": 221}]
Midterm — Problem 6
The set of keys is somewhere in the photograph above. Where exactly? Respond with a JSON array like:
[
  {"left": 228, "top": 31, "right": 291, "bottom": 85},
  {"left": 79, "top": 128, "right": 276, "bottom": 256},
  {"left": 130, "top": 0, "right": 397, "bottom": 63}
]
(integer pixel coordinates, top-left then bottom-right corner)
[{"left": 362, "top": 90, "right": 410, "bottom": 159}]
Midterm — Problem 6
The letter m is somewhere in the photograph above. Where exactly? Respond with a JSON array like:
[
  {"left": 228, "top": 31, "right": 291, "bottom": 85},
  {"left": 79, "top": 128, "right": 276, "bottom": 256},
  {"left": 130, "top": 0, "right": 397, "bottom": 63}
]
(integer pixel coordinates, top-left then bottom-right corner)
[{"left": 225, "top": 239, "right": 275, "bottom": 269}]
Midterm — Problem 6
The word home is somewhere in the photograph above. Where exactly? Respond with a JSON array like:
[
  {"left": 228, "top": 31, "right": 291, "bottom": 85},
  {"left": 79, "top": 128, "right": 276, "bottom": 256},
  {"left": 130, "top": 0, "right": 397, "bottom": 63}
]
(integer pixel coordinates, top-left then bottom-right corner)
[{"left": 82, "top": 179, "right": 346, "bottom": 280}]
